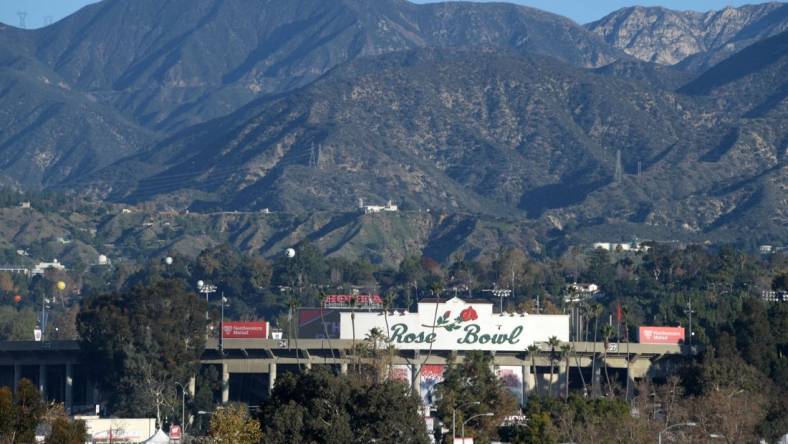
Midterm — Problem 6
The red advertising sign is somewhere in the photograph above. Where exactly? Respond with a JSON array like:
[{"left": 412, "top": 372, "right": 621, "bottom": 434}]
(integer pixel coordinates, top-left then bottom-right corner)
[
  {"left": 222, "top": 321, "right": 268, "bottom": 339},
  {"left": 638, "top": 326, "right": 685, "bottom": 344}
]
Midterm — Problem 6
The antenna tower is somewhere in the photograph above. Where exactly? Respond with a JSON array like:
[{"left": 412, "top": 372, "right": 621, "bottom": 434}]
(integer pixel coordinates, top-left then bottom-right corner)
[
  {"left": 17, "top": 11, "right": 27, "bottom": 29},
  {"left": 309, "top": 143, "right": 315, "bottom": 168},
  {"left": 615, "top": 149, "right": 623, "bottom": 183}
]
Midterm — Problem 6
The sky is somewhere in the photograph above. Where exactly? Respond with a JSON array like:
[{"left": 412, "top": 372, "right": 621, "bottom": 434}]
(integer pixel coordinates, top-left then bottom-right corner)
[{"left": 0, "top": 0, "right": 767, "bottom": 29}]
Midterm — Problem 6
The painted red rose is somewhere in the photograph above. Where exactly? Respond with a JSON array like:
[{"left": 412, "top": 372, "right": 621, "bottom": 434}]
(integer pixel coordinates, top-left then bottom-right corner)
[{"left": 460, "top": 307, "right": 478, "bottom": 321}]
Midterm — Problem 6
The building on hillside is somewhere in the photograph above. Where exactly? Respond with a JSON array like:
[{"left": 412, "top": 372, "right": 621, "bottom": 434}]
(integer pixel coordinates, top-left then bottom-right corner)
[
  {"left": 32, "top": 259, "right": 66, "bottom": 276},
  {"left": 358, "top": 198, "right": 398, "bottom": 214},
  {"left": 592, "top": 241, "right": 649, "bottom": 252},
  {"left": 565, "top": 283, "right": 602, "bottom": 302},
  {"left": 762, "top": 290, "right": 788, "bottom": 303}
]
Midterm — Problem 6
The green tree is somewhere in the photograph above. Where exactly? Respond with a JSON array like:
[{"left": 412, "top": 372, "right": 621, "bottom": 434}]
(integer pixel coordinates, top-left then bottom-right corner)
[
  {"left": 77, "top": 279, "right": 208, "bottom": 421},
  {"left": 435, "top": 351, "right": 518, "bottom": 443},
  {"left": 260, "top": 368, "right": 427, "bottom": 444},
  {"left": 209, "top": 403, "right": 262, "bottom": 444},
  {"left": 547, "top": 336, "right": 560, "bottom": 396}
]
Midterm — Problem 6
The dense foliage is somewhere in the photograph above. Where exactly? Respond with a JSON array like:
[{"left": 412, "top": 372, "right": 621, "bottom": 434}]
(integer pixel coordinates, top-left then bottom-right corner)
[
  {"left": 76, "top": 279, "right": 208, "bottom": 422},
  {"left": 259, "top": 368, "right": 429, "bottom": 444}
]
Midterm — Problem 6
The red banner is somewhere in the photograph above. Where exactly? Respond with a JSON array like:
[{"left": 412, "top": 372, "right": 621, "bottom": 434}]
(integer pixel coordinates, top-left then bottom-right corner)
[
  {"left": 222, "top": 321, "right": 268, "bottom": 339},
  {"left": 638, "top": 326, "right": 685, "bottom": 344}
]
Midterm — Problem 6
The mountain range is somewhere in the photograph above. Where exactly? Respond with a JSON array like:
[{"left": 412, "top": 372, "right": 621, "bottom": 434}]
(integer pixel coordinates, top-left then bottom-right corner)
[{"left": 0, "top": 0, "right": 786, "bottom": 261}]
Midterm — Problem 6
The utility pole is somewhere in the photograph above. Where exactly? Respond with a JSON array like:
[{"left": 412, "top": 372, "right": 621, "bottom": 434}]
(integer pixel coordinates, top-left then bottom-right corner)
[
  {"left": 686, "top": 299, "right": 694, "bottom": 346},
  {"left": 615, "top": 149, "right": 623, "bottom": 183},
  {"left": 309, "top": 143, "right": 315, "bottom": 168},
  {"left": 17, "top": 11, "right": 27, "bottom": 29}
]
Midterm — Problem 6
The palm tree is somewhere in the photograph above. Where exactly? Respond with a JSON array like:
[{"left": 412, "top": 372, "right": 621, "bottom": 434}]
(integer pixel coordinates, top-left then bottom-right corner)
[
  {"left": 589, "top": 303, "right": 603, "bottom": 397},
  {"left": 601, "top": 324, "right": 615, "bottom": 397},
  {"left": 365, "top": 327, "right": 386, "bottom": 383},
  {"left": 547, "top": 336, "right": 560, "bottom": 396},
  {"left": 560, "top": 344, "right": 571, "bottom": 400},
  {"left": 411, "top": 282, "right": 443, "bottom": 391},
  {"left": 527, "top": 344, "right": 541, "bottom": 395}
]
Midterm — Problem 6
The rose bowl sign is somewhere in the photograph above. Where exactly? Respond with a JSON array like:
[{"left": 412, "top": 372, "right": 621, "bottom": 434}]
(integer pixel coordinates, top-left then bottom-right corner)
[
  {"left": 222, "top": 321, "right": 268, "bottom": 339},
  {"left": 340, "top": 297, "right": 569, "bottom": 351}
]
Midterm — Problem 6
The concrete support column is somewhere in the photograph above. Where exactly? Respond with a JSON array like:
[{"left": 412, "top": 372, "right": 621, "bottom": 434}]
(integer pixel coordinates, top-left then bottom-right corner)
[
  {"left": 38, "top": 364, "right": 47, "bottom": 398},
  {"left": 559, "top": 363, "right": 569, "bottom": 398},
  {"left": 626, "top": 364, "right": 635, "bottom": 401},
  {"left": 65, "top": 363, "right": 73, "bottom": 414},
  {"left": 522, "top": 364, "right": 532, "bottom": 404},
  {"left": 13, "top": 363, "right": 21, "bottom": 392},
  {"left": 268, "top": 363, "right": 277, "bottom": 394},
  {"left": 221, "top": 364, "right": 229, "bottom": 404},
  {"left": 591, "top": 358, "right": 602, "bottom": 398},
  {"left": 340, "top": 363, "right": 348, "bottom": 375},
  {"left": 523, "top": 364, "right": 535, "bottom": 397}
]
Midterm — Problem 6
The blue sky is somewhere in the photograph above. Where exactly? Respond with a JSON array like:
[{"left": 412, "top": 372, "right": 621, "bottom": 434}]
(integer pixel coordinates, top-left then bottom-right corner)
[{"left": 0, "top": 0, "right": 767, "bottom": 28}]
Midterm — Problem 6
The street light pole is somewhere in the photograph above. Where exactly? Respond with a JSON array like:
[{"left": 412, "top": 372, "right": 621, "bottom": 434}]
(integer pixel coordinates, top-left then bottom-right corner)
[
  {"left": 658, "top": 422, "right": 697, "bottom": 444},
  {"left": 197, "top": 281, "right": 217, "bottom": 320},
  {"left": 220, "top": 293, "right": 227, "bottom": 354},
  {"left": 174, "top": 382, "right": 186, "bottom": 433},
  {"left": 452, "top": 401, "right": 480, "bottom": 441},
  {"left": 461, "top": 412, "right": 494, "bottom": 444}
]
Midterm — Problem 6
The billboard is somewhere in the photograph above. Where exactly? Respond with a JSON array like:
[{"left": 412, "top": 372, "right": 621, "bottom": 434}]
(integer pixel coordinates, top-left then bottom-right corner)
[
  {"left": 299, "top": 308, "right": 341, "bottom": 339},
  {"left": 339, "top": 296, "right": 569, "bottom": 351},
  {"left": 495, "top": 366, "right": 524, "bottom": 405},
  {"left": 420, "top": 365, "right": 444, "bottom": 407},
  {"left": 638, "top": 326, "right": 685, "bottom": 344},
  {"left": 222, "top": 321, "right": 268, "bottom": 339}
]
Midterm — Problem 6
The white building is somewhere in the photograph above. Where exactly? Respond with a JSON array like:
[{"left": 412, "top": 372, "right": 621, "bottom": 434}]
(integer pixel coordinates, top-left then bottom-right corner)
[
  {"left": 32, "top": 259, "right": 66, "bottom": 275},
  {"left": 359, "top": 199, "right": 398, "bottom": 214},
  {"left": 593, "top": 242, "right": 649, "bottom": 252}
]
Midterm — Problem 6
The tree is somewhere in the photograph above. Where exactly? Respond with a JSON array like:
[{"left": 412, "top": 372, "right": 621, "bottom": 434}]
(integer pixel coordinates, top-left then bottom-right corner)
[
  {"left": 547, "top": 336, "right": 560, "bottom": 396},
  {"left": 209, "top": 403, "right": 262, "bottom": 444},
  {"left": 527, "top": 344, "right": 541, "bottom": 395},
  {"left": 46, "top": 417, "right": 88, "bottom": 444},
  {"left": 589, "top": 303, "right": 603, "bottom": 398},
  {"left": 0, "top": 386, "right": 13, "bottom": 441},
  {"left": 600, "top": 324, "right": 615, "bottom": 397},
  {"left": 260, "top": 368, "right": 428, "bottom": 444},
  {"left": 77, "top": 279, "right": 208, "bottom": 421},
  {"left": 560, "top": 344, "right": 571, "bottom": 400},
  {"left": 435, "top": 351, "right": 518, "bottom": 443},
  {"left": 13, "top": 379, "right": 46, "bottom": 444}
]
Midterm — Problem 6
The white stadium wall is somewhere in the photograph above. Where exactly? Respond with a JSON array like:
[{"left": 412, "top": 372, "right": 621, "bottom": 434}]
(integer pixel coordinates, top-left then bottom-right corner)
[{"left": 340, "top": 297, "right": 569, "bottom": 351}]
